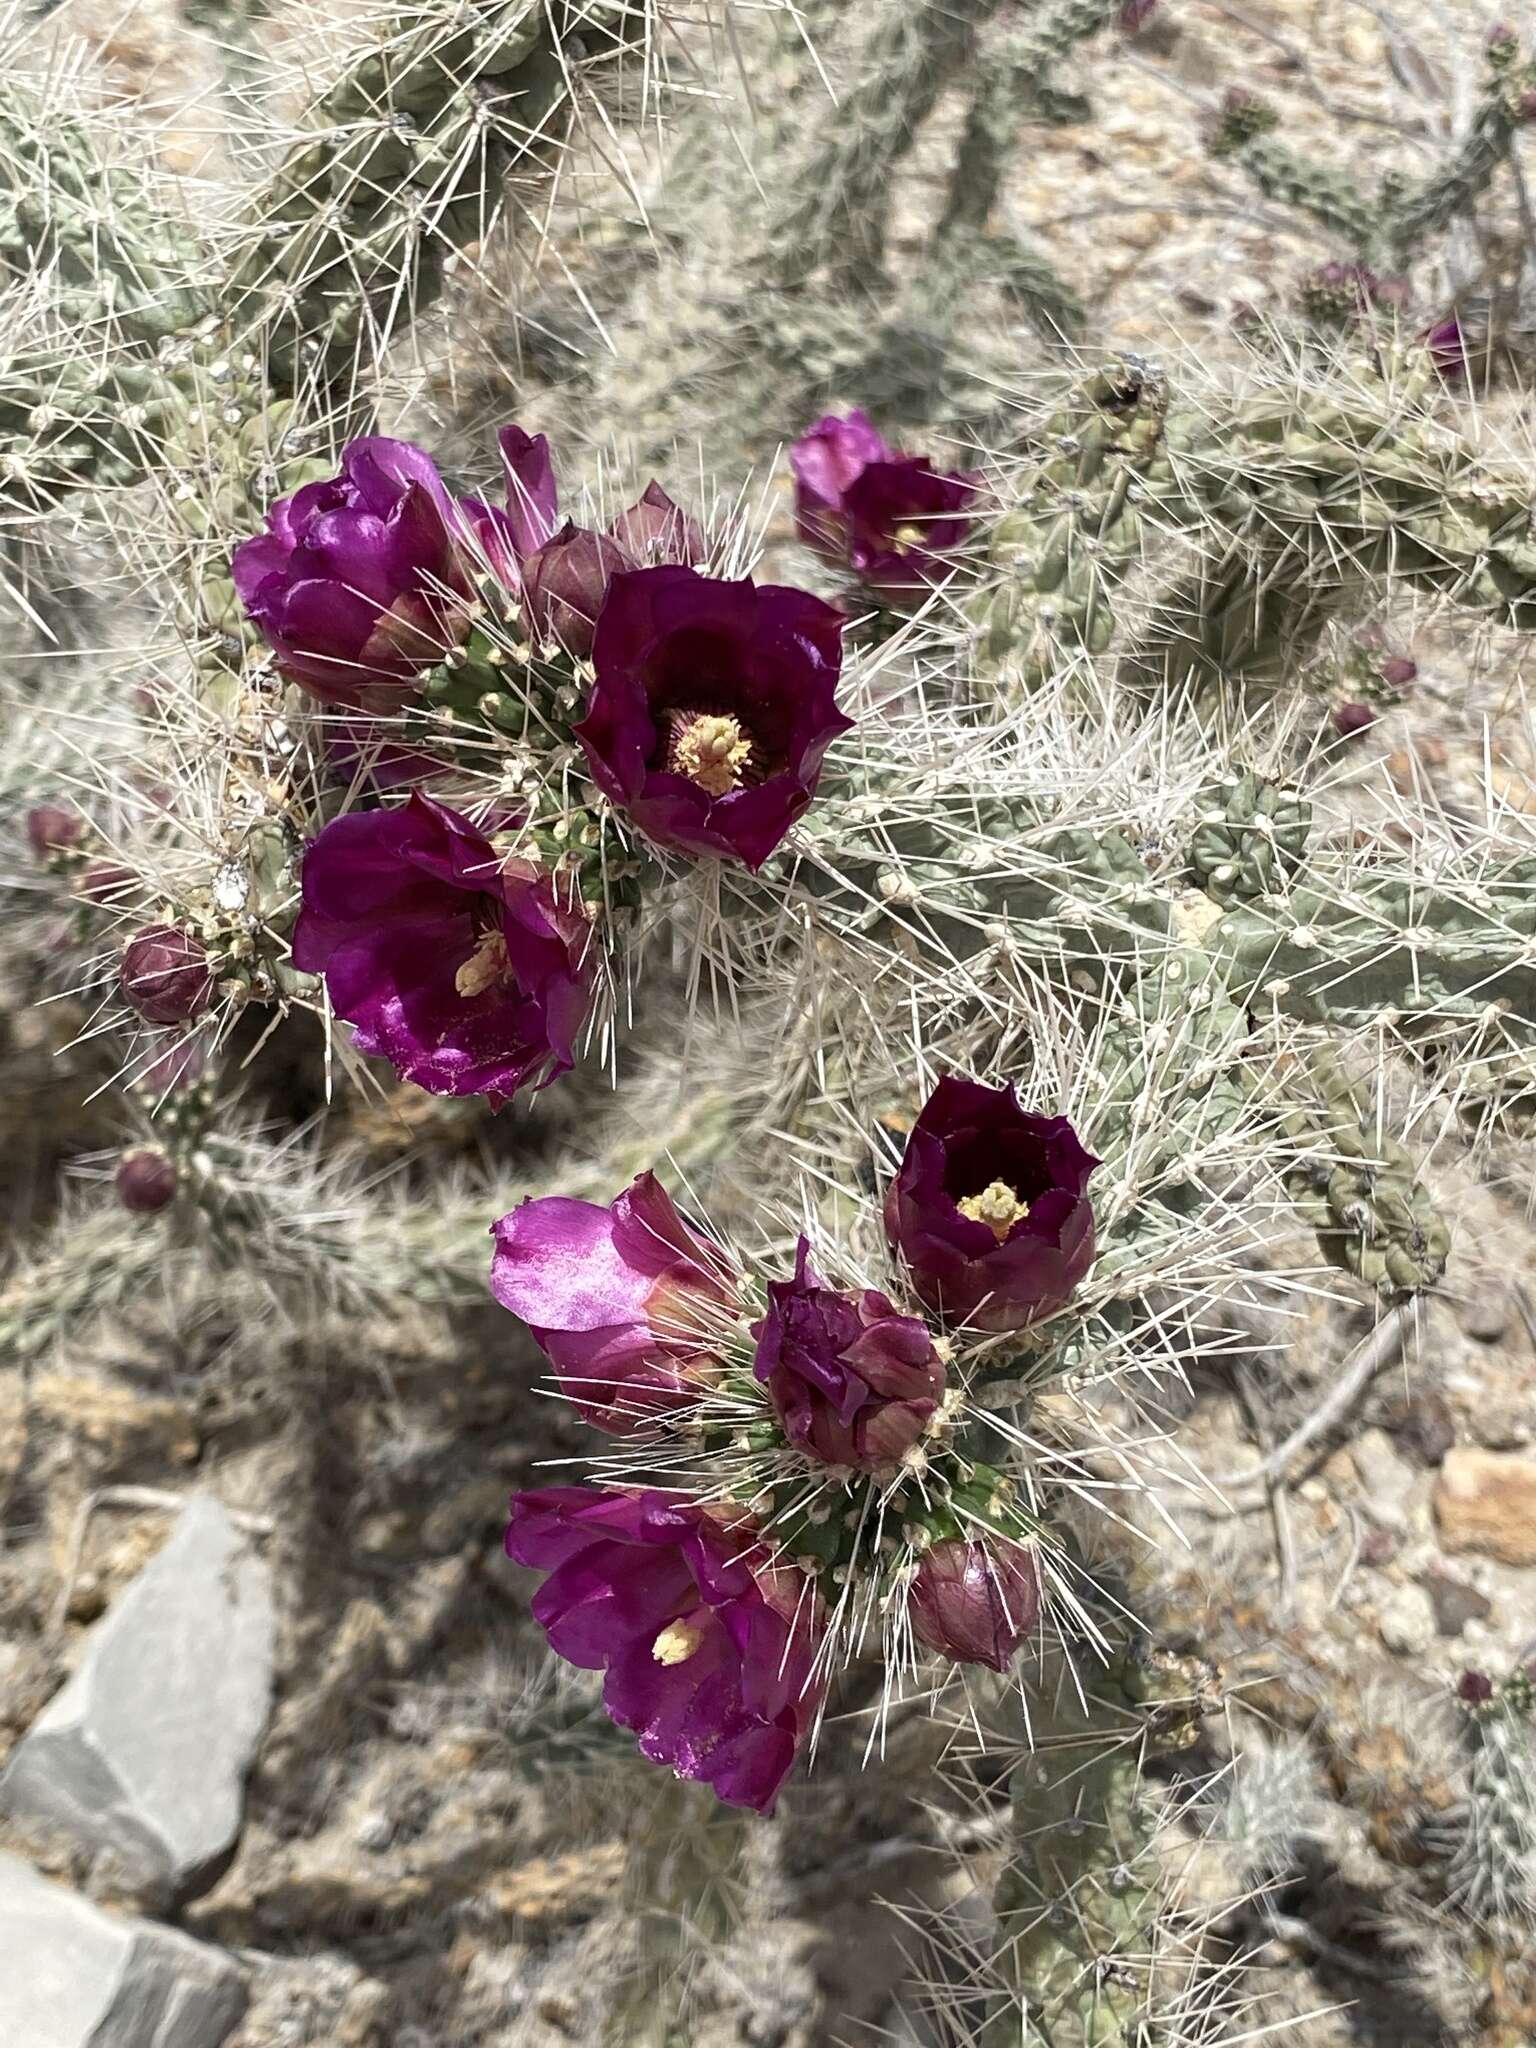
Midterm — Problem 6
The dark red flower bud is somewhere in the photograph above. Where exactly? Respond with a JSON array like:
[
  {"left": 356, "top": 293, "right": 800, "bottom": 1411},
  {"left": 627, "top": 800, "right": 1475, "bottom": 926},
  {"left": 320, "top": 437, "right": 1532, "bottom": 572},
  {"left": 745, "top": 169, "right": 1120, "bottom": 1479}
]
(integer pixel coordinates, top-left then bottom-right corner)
[
  {"left": 909, "top": 1538, "right": 1040, "bottom": 1670},
  {"left": 115, "top": 1146, "right": 179, "bottom": 1214},
  {"left": 1378, "top": 656, "right": 1417, "bottom": 689},
  {"left": 521, "top": 522, "right": 636, "bottom": 657},
  {"left": 79, "top": 861, "right": 134, "bottom": 906},
  {"left": 1333, "top": 701, "right": 1378, "bottom": 738},
  {"left": 120, "top": 925, "right": 214, "bottom": 1026},
  {"left": 26, "top": 804, "right": 84, "bottom": 860},
  {"left": 751, "top": 1238, "right": 946, "bottom": 1468},
  {"left": 1457, "top": 1669, "right": 1495, "bottom": 1703},
  {"left": 608, "top": 482, "right": 707, "bottom": 568}
]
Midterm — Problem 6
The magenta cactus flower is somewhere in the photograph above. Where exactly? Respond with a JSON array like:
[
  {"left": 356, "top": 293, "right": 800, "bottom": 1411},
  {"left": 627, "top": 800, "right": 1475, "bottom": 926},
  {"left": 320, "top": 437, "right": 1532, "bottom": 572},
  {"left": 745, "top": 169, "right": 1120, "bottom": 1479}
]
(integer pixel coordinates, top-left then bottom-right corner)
[
  {"left": 490, "top": 1172, "right": 737, "bottom": 1434},
  {"left": 232, "top": 437, "right": 484, "bottom": 713},
  {"left": 120, "top": 925, "right": 215, "bottom": 1026},
  {"left": 505, "top": 1488, "right": 826, "bottom": 1812},
  {"left": 574, "top": 566, "right": 849, "bottom": 870},
  {"left": 909, "top": 1537, "right": 1041, "bottom": 1671},
  {"left": 884, "top": 1078, "right": 1099, "bottom": 1332},
  {"left": 115, "top": 1147, "right": 179, "bottom": 1215},
  {"left": 751, "top": 1239, "right": 946, "bottom": 1468},
  {"left": 790, "top": 410, "right": 978, "bottom": 593},
  {"left": 290, "top": 793, "right": 593, "bottom": 1102}
]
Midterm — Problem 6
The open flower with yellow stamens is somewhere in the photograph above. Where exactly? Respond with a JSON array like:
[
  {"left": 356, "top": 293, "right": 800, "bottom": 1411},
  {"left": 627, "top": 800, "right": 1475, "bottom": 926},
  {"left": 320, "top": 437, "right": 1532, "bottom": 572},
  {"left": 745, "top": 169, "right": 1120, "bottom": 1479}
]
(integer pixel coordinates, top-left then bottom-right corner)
[
  {"left": 290, "top": 793, "right": 593, "bottom": 1102},
  {"left": 790, "top": 410, "right": 978, "bottom": 596},
  {"left": 504, "top": 1487, "right": 826, "bottom": 1813},
  {"left": 884, "top": 1077, "right": 1099, "bottom": 1333},
  {"left": 573, "top": 566, "right": 849, "bottom": 870}
]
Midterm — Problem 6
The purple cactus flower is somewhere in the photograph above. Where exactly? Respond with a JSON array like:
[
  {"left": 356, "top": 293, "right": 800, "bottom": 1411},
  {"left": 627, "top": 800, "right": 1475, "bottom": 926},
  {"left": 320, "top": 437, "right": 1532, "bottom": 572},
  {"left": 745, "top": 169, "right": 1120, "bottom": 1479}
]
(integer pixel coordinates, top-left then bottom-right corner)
[
  {"left": 232, "top": 437, "right": 486, "bottom": 713},
  {"left": 574, "top": 566, "right": 849, "bottom": 870},
  {"left": 490, "top": 1173, "right": 738, "bottom": 1435},
  {"left": 120, "top": 925, "right": 215, "bottom": 1026},
  {"left": 290, "top": 793, "right": 593, "bottom": 1102},
  {"left": 115, "top": 1146, "right": 179, "bottom": 1215},
  {"left": 751, "top": 1238, "right": 946, "bottom": 1468},
  {"left": 505, "top": 1487, "right": 826, "bottom": 1812},
  {"left": 791, "top": 411, "right": 978, "bottom": 593},
  {"left": 884, "top": 1078, "right": 1099, "bottom": 1333},
  {"left": 909, "top": 1537, "right": 1041, "bottom": 1670}
]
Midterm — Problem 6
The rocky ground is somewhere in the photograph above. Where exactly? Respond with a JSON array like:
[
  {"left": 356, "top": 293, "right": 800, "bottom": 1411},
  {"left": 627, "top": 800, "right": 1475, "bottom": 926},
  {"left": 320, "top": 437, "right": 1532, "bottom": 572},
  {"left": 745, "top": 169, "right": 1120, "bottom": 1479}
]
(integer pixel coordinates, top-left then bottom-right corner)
[{"left": 3, "top": 1, "right": 1536, "bottom": 2045}]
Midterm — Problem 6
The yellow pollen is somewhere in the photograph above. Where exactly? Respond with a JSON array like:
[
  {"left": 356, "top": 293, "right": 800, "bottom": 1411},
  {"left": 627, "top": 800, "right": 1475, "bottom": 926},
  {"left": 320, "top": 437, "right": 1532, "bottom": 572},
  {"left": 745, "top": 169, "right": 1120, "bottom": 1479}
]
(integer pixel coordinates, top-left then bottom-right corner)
[
  {"left": 651, "top": 1619, "right": 705, "bottom": 1666},
  {"left": 673, "top": 712, "right": 752, "bottom": 797},
  {"left": 454, "top": 929, "right": 509, "bottom": 998},
  {"left": 957, "top": 1179, "right": 1032, "bottom": 1241},
  {"left": 891, "top": 521, "right": 928, "bottom": 548}
]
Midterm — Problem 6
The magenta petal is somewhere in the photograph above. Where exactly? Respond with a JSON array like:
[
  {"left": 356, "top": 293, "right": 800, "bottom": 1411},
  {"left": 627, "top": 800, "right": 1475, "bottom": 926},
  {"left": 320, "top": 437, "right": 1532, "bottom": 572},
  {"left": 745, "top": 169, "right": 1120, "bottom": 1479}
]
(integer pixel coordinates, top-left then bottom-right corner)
[{"left": 491, "top": 1197, "right": 653, "bottom": 1332}]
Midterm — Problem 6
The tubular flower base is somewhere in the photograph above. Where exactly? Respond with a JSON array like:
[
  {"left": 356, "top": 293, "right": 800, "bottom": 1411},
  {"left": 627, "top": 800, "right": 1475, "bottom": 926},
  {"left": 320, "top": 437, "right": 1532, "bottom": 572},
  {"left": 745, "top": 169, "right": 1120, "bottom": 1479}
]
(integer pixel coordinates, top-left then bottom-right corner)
[
  {"left": 490, "top": 1174, "right": 738, "bottom": 1435},
  {"left": 291, "top": 794, "right": 594, "bottom": 1102},
  {"left": 885, "top": 1078, "right": 1099, "bottom": 1333},
  {"left": 751, "top": 1237, "right": 946, "bottom": 1468},
  {"left": 575, "top": 566, "right": 850, "bottom": 869},
  {"left": 505, "top": 1488, "right": 826, "bottom": 1813}
]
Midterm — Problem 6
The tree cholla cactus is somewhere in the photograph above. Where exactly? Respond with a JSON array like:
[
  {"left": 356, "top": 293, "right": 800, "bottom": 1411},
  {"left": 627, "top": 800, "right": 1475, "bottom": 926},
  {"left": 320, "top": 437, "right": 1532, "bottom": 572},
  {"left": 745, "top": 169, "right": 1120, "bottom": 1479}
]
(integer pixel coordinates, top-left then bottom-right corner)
[{"left": 6, "top": 3, "right": 1535, "bottom": 2041}]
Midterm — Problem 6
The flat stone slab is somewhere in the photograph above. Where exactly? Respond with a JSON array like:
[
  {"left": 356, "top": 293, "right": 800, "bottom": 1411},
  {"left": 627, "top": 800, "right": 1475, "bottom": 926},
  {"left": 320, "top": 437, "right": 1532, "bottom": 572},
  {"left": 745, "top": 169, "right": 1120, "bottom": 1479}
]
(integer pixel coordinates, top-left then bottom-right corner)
[
  {"left": 1, "top": 1496, "right": 274, "bottom": 1900},
  {"left": 0, "top": 1850, "right": 246, "bottom": 2048}
]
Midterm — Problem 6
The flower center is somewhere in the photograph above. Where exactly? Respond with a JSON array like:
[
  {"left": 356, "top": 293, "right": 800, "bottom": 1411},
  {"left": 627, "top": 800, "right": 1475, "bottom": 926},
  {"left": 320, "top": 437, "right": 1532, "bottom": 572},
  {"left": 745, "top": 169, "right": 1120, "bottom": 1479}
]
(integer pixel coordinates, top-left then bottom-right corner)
[
  {"left": 890, "top": 521, "right": 928, "bottom": 549},
  {"left": 956, "top": 1179, "right": 1032, "bottom": 1241},
  {"left": 651, "top": 1618, "right": 706, "bottom": 1665},
  {"left": 454, "top": 928, "right": 509, "bottom": 999},
  {"left": 668, "top": 710, "right": 753, "bottom": 797}
]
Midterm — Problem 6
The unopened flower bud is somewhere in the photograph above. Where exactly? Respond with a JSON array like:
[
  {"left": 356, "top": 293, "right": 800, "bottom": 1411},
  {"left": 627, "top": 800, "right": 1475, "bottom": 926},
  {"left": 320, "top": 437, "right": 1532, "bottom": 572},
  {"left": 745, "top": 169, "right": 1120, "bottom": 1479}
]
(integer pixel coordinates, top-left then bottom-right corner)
[
  {"left": 120, "top": 925, "right": 214, "bottom": 1025},
  {"left": 26, "top": 804, "right": 84, "bottom": 861},
  {"left": 1333, "top": 701, "right": 1378, "bottom": 738},
  {"left": 1378, "top": 655, "right": 1417, "bottom": 690},
  {"left": 1457, "top": 1668, "right": 1495, "bottom": 1703},
  {"left": 115, "top": 1146, "right": 179, "bottom": 1214},
  {"left": 909, "top": 1538, "right": 1040, "bottom": 1671}
]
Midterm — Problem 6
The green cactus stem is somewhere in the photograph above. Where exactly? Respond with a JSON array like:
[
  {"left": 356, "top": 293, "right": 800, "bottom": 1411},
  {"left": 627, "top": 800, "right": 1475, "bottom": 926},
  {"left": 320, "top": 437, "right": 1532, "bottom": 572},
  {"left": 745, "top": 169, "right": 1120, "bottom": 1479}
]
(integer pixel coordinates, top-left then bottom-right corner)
[
  {"left": 982, "top": 1641, "right": 1220, "bottom": 2048},
  {"left": 1186, "top": 773, "right": 1312, "bottom": 908}
]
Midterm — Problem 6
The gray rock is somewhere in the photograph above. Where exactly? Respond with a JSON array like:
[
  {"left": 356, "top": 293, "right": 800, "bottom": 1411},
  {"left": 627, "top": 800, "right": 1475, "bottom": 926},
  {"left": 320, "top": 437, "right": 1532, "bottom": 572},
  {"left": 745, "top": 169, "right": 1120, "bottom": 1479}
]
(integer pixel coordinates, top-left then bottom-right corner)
[
  {"left": 0, "top": 1849, "right": 246, "bottom": 2048},
  {"left": 1, "top": 1497, "right": 274, "bottom": 1902}
]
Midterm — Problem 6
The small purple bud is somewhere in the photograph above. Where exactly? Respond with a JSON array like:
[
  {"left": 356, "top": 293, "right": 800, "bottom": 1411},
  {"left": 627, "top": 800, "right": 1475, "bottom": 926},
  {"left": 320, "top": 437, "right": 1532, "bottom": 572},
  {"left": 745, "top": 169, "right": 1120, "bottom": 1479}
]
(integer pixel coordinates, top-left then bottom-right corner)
[
  {"left": 520, "top": 522, "right": 635, "bottom": 657},
  {"left": 1457, "top": 1669, "right": 1495, "bottom": 1703},
  {"left": 26, "top": 804, "right": 84, "bottom": 860},
  {"left": 1378, "top": 655, "right": 1417, "bottom": 690},
  {"left": 1333, "top": 701, "right": 1378, "bottom": 738},
  {"left": 79, "top": 861, "right": 134, "bottom": 906},
  {"left": 909, "top": 1538, "right": 1041, "bottom": 1671},
  {"left": 115, "top": 1146, "right": 179, "bottom": 1215},
  {"left": 120, "top": 925, "right": 215, "bottom": 1026}
]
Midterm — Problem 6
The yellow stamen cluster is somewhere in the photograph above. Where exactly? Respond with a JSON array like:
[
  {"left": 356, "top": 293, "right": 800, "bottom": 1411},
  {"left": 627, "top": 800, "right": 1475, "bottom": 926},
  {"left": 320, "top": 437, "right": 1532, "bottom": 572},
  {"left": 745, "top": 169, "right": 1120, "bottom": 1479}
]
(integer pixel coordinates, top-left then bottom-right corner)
[
  {"left": 454, "top": 929, "right": 509, "bottom": 999},
  {"left": 671, "top": 712, "right": 752, "bottom": 797},
  {"left": 651, "top": 1619, "right": 705, "bottom": 1665},
  {"left": 956, "top": 1179, "right": 1032, "bottom": 1241}
]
